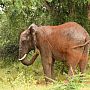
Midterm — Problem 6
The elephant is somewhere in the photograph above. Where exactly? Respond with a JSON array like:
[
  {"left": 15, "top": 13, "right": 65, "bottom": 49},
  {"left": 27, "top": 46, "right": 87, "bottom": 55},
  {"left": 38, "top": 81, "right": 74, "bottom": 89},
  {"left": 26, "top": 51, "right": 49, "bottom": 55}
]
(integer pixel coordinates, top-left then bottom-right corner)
[{"left": 19, "top": 22, "right": 90, "bottom": 83}]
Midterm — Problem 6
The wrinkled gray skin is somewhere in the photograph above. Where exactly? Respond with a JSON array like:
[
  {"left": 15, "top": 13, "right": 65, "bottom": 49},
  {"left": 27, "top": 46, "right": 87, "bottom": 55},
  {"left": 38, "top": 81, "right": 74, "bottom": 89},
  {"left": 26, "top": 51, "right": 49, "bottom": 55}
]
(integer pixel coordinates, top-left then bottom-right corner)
[{"left": 19, "top": 22, "right": 90, "bottom": 83}]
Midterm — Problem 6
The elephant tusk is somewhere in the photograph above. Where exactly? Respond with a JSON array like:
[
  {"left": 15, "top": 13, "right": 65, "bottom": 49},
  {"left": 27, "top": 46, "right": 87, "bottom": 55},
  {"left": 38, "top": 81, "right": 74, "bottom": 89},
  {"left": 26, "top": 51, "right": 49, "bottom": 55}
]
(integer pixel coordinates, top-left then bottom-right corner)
[{"left": 18, "top": 54, "right": 27, "bottom": 61}]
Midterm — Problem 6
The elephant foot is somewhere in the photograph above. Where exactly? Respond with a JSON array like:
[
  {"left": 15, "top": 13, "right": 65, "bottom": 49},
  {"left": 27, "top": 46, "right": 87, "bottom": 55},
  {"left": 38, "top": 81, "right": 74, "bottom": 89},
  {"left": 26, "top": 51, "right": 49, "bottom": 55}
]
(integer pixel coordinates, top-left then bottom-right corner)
[{"left": 45, "top": 76, "right": 55, "bottom": 84}]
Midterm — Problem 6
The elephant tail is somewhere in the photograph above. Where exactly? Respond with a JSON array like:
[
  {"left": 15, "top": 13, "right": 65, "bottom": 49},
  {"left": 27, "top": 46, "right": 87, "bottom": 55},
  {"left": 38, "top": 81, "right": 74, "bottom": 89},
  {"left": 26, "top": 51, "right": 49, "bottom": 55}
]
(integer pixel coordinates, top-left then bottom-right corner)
[{"left": 72, "top": 39, "right": 90, "bottom": 49}]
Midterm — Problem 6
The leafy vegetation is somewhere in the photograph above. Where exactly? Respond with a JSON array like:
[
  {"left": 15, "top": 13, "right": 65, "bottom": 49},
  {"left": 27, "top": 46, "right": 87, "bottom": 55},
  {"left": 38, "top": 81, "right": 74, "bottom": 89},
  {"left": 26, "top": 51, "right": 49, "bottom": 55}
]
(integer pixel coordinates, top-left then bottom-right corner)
[{"left": 0, "top": 0, "right": 90, "bottom": 90}]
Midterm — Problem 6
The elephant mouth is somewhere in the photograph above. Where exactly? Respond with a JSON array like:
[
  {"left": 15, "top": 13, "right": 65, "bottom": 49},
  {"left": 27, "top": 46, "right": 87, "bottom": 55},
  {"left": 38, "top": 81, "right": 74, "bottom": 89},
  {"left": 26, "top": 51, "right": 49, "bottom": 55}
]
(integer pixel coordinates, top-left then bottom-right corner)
[{"left": 18, "top": 54, "right": 27, "bottom": 61}]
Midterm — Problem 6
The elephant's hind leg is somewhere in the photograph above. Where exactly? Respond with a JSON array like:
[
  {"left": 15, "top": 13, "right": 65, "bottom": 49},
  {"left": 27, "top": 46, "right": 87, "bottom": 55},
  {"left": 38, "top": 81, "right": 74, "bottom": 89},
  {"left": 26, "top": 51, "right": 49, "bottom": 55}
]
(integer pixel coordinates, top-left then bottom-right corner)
[
  {"left": 67, "top": 49, "right": 83, "bottom": 76},
  {"left": 67, "top": 59, "right": 78, "bottom": 76},
  {"left": 79, "top": 46, "right": 89, "bottom": 73}
]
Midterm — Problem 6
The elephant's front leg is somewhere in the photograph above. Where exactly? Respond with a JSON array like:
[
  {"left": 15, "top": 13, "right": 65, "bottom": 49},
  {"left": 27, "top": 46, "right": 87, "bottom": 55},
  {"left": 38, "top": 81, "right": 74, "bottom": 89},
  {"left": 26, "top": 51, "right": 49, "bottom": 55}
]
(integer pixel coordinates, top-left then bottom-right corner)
[{"left": 41, "top": 55, "right": 53, "bottom": 83}]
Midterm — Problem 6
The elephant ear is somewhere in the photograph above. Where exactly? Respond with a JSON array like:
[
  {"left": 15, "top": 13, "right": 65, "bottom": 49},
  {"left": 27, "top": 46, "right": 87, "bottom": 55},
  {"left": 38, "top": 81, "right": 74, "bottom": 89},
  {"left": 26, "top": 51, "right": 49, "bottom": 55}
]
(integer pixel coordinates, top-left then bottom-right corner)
[
  {"left": 28, "top": 23, "right": 38, "bottom": 34},
  {"left": 28, "top": 24, "right": 38, "bottom": 51}
]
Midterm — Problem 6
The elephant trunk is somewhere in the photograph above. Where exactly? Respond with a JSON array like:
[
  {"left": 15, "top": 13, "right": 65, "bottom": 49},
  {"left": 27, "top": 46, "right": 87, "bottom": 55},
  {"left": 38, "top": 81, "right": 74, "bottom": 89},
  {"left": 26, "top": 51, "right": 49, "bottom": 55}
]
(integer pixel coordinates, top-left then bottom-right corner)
[{"left": 19, "top": 52, "right": 39, "bottom": 66}]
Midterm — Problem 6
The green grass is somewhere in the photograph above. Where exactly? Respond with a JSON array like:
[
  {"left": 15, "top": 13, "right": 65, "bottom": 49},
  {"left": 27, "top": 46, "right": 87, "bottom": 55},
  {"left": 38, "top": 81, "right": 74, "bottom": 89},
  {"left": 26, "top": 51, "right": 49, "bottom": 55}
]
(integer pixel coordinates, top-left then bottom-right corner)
[{"left": 0, "top": 57, "right": 90, "bottom": 90}]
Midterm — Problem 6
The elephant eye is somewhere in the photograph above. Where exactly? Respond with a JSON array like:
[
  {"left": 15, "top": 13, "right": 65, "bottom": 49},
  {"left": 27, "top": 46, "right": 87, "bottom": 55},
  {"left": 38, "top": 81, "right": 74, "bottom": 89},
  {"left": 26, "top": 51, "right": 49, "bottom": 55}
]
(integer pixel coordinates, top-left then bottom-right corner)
[{"left": 22, "top": 40, "right": 26, "bottom": 44}]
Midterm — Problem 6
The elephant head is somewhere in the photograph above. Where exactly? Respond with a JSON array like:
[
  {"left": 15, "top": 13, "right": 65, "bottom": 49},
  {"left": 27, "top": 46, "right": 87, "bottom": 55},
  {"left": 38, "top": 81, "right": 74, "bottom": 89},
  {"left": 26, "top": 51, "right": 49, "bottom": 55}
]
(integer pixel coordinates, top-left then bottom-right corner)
[{"left": 18, "top": 24, "right": 39, "bottom": 66}]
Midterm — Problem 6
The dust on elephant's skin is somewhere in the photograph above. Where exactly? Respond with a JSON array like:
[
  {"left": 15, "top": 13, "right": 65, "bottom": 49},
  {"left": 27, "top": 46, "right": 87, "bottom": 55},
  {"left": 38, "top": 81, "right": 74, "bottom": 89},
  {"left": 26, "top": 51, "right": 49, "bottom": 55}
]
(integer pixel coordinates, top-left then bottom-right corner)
[{"left": 19, "top": 22, "right": 90, "bottom": 83}]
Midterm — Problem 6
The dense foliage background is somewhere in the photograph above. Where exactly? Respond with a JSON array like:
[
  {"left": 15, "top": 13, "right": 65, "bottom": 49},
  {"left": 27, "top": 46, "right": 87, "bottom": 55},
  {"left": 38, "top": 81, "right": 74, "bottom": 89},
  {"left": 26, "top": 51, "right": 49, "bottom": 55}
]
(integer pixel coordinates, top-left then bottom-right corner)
[{"left": 0, "top": 0, "right": 89, "bottom": 60}]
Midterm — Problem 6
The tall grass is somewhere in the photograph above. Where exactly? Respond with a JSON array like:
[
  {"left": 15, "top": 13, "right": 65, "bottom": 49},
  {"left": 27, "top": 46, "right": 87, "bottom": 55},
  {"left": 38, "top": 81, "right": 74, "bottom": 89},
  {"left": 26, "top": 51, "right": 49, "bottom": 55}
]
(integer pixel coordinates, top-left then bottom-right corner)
[{"left": 0, "top": 57, "right": 90, "bottom": 90}]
